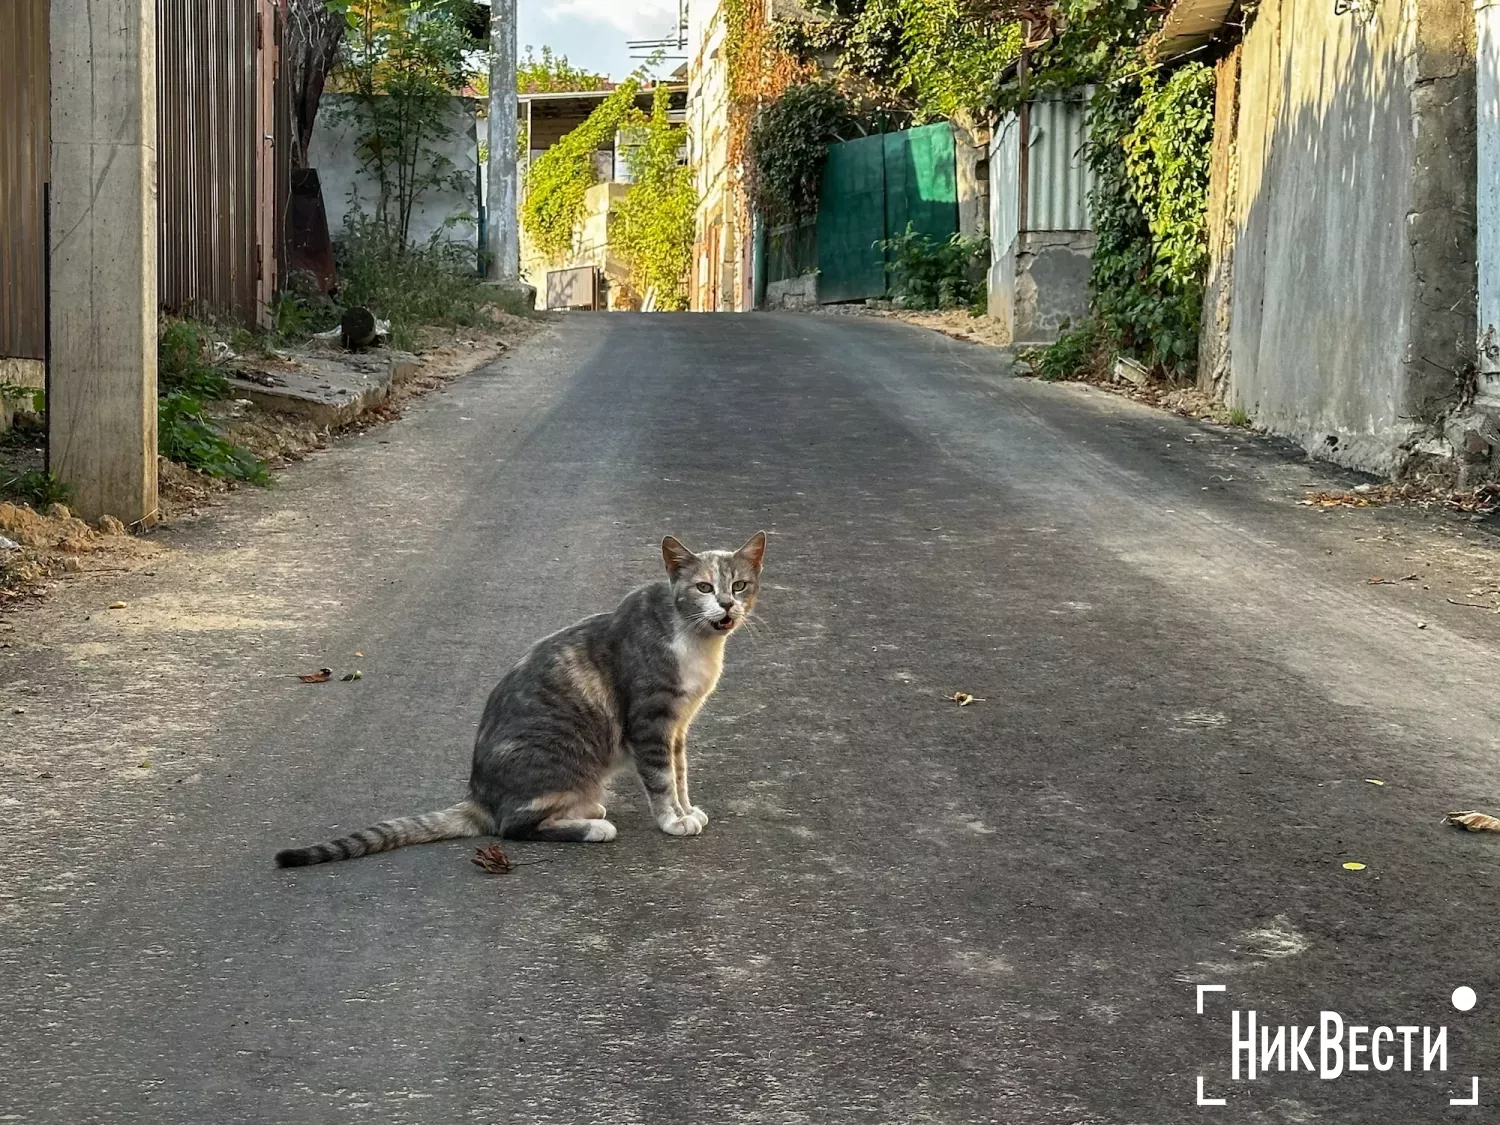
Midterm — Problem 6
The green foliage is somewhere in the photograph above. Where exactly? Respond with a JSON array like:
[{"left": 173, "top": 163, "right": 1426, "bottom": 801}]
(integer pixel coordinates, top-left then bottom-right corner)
[
  {"left": 517, "top": 45, "right": 610, "bottom": 93},
  {"left": 269, "top": 286, "right": 342, "bottom": 342},
  {"left": 156, "top": 317, "right": 270, "bottom": 484},
  {"left": 994, "top": 0, "right": 1162, "bottom": 112},
  {"left": 158, "top": 393, "right": 271, "bottom": 486},
  {"left": 1228, "top": 405, "right": 1249, "bottom": 427},
  {"left": 521, "top": 79, "right": 641, "bottom": 261},
  {"left": 614, "top": 87, "right": 697, "bottom": 310},
  {"left": 1028, "top": 319, "right": 1105, "bottom": 381},
  {"left": 335, "top": 214, "right": 509, "bottom": 349},
  {"left": 1123, "top": 64, "right": 1214, "bottom": 295},
  {"left": 1, "top": 469, "right": 72, "bottom": 507},
  {"left": 337, "top": 0, "right": 482, "bottom": 242},
  {"left": 0, "top": 381, "right": 44, "bottom": 415},
  {"left": 1084, "top": 65, "right": 1214, "bottom": 378},
  {"left": 878, "top": 224, "right": 989, "bottom": 310},
  {"left": 747, "top": 82, "right": 856, "bottom": 227},
  {"left": 892, "top": 0, "right": 1020, "bottom": 122},
  {"left": 157, "top": 319, "right": 230, "bottom": 398},
  {"left": 777, "top": 0, "right": 1019, "bottom": 121}
]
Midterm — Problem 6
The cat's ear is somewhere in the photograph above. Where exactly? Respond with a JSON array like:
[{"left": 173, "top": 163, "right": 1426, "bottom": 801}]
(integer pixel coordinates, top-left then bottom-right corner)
[
  {"left": 735, "top": 531, "right": 767, "bottom": 572},
  {"left": 661, "top": 535, "right": 698, "bottom": 578}
]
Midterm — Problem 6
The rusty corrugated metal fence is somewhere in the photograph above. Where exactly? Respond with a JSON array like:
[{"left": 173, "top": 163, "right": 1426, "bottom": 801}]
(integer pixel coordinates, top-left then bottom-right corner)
[
  {"left": 0, "top": 0, "right": 49, "bottom": 360},
  {"left": 157, "top": 0, "right": 281, "bottom": 328}
]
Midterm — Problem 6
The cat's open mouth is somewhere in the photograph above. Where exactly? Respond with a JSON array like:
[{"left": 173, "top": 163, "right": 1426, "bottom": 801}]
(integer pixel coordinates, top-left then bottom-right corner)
[{"left": 712, "top": 615, "right": 736, "bottom": 632}]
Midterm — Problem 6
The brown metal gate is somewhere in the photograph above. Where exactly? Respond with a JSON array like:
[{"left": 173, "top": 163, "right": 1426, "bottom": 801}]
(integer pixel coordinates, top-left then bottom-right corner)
[
  {"left": 157, "top": 0, "right": 281, "bottom": 328},
  {"left": 0, "top": 0, "right": 49, "bottom": 360}
]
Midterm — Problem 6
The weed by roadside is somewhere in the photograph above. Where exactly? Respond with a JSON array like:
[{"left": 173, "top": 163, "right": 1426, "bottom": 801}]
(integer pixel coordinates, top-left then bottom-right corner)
[
  {"left": 1, "top": 469, "right": 71, "bottom": 508},
  {"left": 1026, "top": 320, "right": 1107, "bottom": 382},
  {"left": 155, "top": 318, "right": 272, "bottom": 486},
  {"left": 333, "top": 218, "right": 520, "bottom": 351},
  {"left": 879, "top": 225, "right": 990, "bottom": 312}
]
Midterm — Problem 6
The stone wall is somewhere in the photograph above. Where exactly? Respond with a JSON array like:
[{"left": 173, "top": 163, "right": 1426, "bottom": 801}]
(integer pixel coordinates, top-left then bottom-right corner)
[{"left": 1208, "top": 0, "right": 1477, "bottom": 476}]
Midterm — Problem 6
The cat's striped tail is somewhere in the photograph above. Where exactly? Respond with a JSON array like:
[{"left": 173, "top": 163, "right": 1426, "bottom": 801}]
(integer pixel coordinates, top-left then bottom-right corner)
[{"left": 275, "top": 799, "right": 491, "bottom": 867}]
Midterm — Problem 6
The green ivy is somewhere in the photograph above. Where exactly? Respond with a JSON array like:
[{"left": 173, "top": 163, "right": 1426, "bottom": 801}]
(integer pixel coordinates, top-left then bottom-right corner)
[
  {"left": 1084, "top": 64, "right": 1213, "bottom": 377},
  {"left": 747, "top": 82, "right": 856, "bottom": 227},
  {"left": 521, "top": 80, "right": 641, "bottom": 261},
  {"left": 614, "top": 87, "right": 697, "bottom": 310},
  {"left": 776, "top": 0, "right": 1019, "bottom": 122}
]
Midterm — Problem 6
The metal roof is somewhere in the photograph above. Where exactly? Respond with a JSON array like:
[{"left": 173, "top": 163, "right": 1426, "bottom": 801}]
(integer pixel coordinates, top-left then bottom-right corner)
[{"left": 1151, "top": 0, "right": 1239, "bottom": 61}]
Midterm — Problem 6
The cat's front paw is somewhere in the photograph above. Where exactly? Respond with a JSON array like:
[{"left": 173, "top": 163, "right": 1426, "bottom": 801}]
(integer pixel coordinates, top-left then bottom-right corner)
[
  {"left": 685, "top": 806, "right": 709, "bottom": 830},
  {"left": 658, "top": 812, "right": 705, "bottom": 837}
]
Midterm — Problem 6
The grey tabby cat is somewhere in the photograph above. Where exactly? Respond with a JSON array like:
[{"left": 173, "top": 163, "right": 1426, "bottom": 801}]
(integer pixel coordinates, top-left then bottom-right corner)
[{"left": 275, "top": 532, "right": 766, "bottom": 866}]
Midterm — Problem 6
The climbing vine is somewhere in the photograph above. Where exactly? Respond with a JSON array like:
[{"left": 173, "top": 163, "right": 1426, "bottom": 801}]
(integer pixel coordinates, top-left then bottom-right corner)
[
  {"left": 614, "top": 87, "right": 697, "bottom": 310},
  {"left": 746, "top": 82, "right": 856, "bottom": 227},
  {"left": 773, "top": 0, "right": 1019, "bottom": 122},
  {"left": 520, "top": 79, "right": 641, "bottom": 261},
  {"left": 1082, "top": 63, "right": 1213, "bottom": 377},
  {"left": 723, "top": 0, "right": 813, "bottom": 175}
]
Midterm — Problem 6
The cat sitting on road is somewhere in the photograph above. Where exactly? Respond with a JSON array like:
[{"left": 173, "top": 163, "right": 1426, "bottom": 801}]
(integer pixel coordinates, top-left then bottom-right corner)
[{"left": 275, "top": 532, "right": 766, "bottom": 866}]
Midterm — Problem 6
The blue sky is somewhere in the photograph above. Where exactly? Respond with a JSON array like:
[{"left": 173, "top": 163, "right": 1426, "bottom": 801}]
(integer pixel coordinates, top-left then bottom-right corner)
[{"left": 517, "top": 0, "right": 684, "bottom": 82}]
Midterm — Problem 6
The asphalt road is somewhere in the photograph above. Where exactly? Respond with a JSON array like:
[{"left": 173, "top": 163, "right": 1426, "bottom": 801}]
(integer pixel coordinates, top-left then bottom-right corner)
[{"left": 5, "top": 313, "right": 1500, "bottom": 1124}]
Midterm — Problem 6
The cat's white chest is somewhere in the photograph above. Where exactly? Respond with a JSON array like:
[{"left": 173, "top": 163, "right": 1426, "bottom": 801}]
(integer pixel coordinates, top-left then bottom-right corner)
[{"left": 673, "top": 633, "right": 725, "bottom": 702}]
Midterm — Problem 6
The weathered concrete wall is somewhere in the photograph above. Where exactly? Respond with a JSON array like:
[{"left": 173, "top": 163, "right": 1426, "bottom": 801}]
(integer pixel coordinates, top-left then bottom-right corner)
[
  {"left": 1012, "top": 232, "right": 1095, "bottom": 345},
  {"left": 310, "top": 95, "right": 480, "bottom": 249},
  {"left": 952, "top": 113, "right": 991, "bottom": 240},
  {"left": 987, "top": 231, "right": 1092, "bottom": 345},
  {"left": 1220, "top": 0, "right": 1476, "bottom": 475},
  {"left": 765, "top": 274, "right": 818, "bottom": 309},
  {"left": 49, "top": 0, "right": 158, "bottom": 524}
]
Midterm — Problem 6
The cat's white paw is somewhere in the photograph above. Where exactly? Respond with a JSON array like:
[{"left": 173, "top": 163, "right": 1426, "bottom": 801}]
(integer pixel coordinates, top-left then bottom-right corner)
[
  {"left": 583, "top": 819, "right": 617, "bottom": 842},
  {"left": 658, "top": 812, "right": 704, "bottom": 837},
  {"left": 685, "top": 806, "right": 709, "bottom": 830}
]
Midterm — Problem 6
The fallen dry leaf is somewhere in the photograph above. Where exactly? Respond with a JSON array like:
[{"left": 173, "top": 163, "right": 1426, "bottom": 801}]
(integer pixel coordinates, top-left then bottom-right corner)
[
  {"left": 1445, "top": 811, "right": 1500, "bottom": 833},
  {"left": 1365, "top": 779, "right": 1385, "bottom": 786},
  {"left": 297, "top": 667, "right": 333, "bottom": 683},
  {"left": 472, "top": 844, "right": 514, "bottom": 874},
  {"left": 1342, "top": 862, "right": 1367, "bottom": 871},
  {"left": 949, "top": 692, "right": 984, "bottom": 706},
  {"left": 354, "top": 651, "right": 364, "bottom": 658},
  {"left": 108, "top": 601, "right": 127, "bottom": 609}
]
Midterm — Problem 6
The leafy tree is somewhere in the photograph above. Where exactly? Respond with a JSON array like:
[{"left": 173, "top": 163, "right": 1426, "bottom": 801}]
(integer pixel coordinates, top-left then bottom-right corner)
[
  {"left": 336, "top": 0, "right": 486, "bottom": 242},
  {"left": 518, "top": 46, "right": 611, "bottom": 93}
]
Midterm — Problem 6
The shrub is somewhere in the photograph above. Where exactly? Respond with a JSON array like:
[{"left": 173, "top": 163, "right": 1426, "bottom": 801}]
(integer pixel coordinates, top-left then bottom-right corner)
[
  {"left": 1028, "top": 320, "right": 1106, "bottom": 382},
  {"left": 879, "top": 225, "right": 989, "bottom": 310},
  {"left": 333, "top": 215, "right": 504, "bottom": 350}
]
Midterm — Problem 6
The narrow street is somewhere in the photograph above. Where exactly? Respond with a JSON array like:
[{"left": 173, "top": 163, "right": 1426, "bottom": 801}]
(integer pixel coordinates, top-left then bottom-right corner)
[{"left": 4, "top": 314, "right": 1499, "bottom": 1123}]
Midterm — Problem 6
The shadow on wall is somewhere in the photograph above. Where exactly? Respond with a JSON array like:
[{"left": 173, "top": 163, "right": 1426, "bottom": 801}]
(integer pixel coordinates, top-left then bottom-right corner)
[{"left": 1222, "top": 0, "right": 1475, "bottom": 475}]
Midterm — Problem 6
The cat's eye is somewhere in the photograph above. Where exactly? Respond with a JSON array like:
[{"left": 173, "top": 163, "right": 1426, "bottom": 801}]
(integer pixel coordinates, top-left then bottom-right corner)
[
  {"left": 732, "top": 581, "right": 747, "bottom": 593},
  {"left": 695, "top": 582, "right": 714, "bottom": 593}
]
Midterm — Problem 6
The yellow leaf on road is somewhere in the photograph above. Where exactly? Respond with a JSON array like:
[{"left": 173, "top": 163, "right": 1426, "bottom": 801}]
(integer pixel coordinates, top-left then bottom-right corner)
[{"left": 1342, "top": 862, "right": 1367, "bottom": 871}]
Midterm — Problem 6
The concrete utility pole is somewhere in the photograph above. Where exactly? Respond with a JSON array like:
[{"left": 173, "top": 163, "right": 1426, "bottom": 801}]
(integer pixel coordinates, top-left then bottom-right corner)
[
  {"left": 487, "top": 0, "right": 519, "bottom": 285},
  {"left": 49, "top": 0, "right": 158, "bottom": 524}
]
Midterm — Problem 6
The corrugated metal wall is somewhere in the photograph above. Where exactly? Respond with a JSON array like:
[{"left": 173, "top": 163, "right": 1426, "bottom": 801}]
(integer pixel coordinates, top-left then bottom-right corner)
[
  {"left": 989, "top": 114, "right": 1021, "bottom": 262},
  {"left": 1024, "top": 93, "right": 1093, "bottom": 232},
  {"left": 158, "top": 0, "right": 280, "bottom": 327},
  {"left": 0, "top": 0, "right": 49, "bottom": 360}
]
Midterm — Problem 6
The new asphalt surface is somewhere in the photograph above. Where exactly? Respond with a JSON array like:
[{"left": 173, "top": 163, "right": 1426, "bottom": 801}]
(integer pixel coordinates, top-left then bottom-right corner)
[{"left": 4, "top": 313, "right": 1500, "bottom": 1123}]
